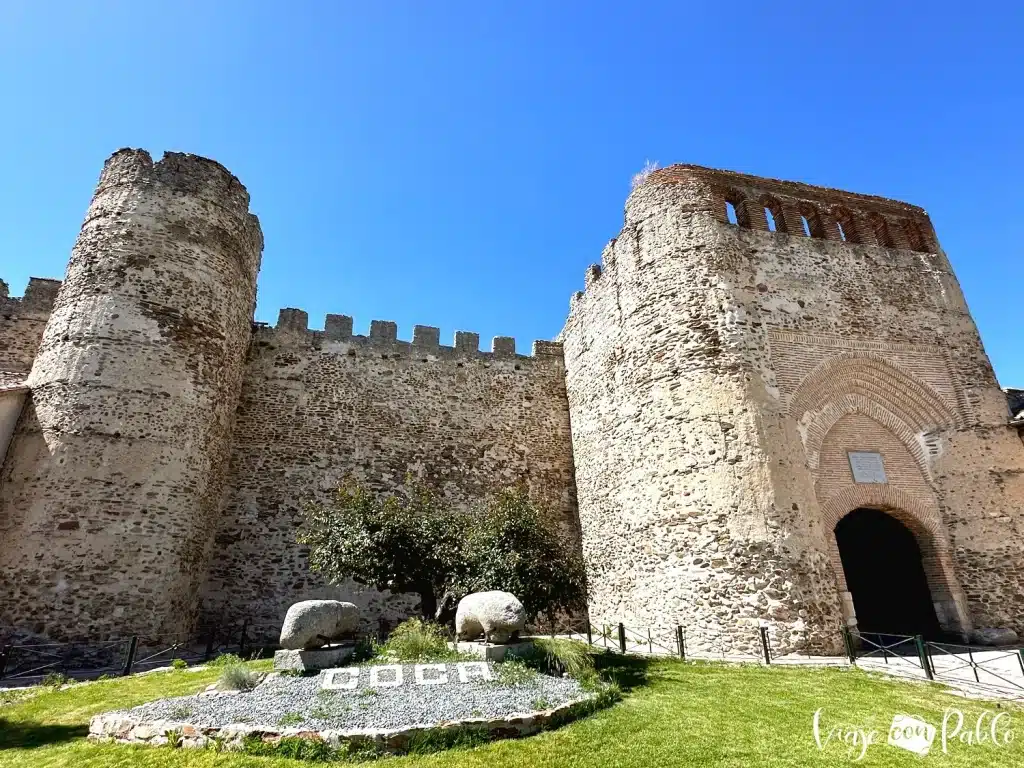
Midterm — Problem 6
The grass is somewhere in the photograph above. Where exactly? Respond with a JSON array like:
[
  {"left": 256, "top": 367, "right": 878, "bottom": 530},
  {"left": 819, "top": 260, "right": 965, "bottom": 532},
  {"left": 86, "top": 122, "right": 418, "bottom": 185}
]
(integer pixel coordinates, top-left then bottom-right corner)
[{"left": 1, "top": 655, "right": 1023, "bottom": 766}]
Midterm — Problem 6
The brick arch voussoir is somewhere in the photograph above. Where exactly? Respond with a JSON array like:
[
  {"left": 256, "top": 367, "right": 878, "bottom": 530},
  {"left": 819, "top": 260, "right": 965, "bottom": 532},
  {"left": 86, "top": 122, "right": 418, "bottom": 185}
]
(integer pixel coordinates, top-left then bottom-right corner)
[
  {"left": 821, "top": 485, "right": 953, "bottom": 598},
  {"left": 790, "top": 352, "right": 960, "bottom": 432}
]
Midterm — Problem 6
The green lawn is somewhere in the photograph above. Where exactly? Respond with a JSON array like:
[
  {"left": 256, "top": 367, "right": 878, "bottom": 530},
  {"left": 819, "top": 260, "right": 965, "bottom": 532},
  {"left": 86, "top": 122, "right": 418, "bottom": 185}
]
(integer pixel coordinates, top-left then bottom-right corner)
[{"left": 2, "top": 658, "right": 1023, "bottom": 767}]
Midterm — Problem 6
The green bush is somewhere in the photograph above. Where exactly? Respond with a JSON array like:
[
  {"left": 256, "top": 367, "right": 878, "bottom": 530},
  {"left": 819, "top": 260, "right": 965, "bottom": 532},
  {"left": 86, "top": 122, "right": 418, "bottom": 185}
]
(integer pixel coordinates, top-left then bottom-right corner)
[
  {"left": 277, "top": 712, "right": 304, "bottom": 727},
  {"left": 373, "top": 618, "right": 471, "bottom": 663},
  {"left": 169, "top": 658, "right": 188, "bottom": 670},
  {"left": 207, "top": 653, "right": 243, "bottom": 668},
  {"left": 218, "top": 663, "right": 260, "bottom": 691},
  {"left": 492, "top": 658, "right": 538, "bottom": 687},
  {"left": 520, "top": 637, "right": 595, "bottom": 680},
  {"left": 40, "top": 672, "right": 68, "bottom": 688}
]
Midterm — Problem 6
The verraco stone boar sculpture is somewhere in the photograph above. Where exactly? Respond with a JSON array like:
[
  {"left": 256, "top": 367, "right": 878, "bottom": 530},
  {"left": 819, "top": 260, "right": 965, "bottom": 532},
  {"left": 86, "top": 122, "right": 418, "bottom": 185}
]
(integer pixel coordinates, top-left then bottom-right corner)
[
  {"left": 279, "top": 599, "right": 360, "bottom": 650},
  {"left": 455, "top": 591, "right": 527, "bottom": 644}
]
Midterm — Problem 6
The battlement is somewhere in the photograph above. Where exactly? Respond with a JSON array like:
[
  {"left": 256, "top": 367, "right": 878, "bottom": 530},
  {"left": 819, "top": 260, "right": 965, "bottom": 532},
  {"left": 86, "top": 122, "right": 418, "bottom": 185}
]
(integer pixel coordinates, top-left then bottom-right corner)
[
  {"left": 257, "top": 308, "right": 563, "bottom": 363},
  {"left": 0, "top": 277, "right": 62, "bottom": 313},
  {"left": 630, "top": 164, "right": 937, "bottom": 254}
]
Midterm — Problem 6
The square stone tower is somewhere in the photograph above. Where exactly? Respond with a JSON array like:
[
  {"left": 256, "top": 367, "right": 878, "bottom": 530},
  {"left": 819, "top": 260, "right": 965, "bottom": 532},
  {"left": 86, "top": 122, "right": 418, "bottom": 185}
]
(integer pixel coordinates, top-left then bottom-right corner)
[{"left": 561, "top": 165, "right": 1024, "bottom": 653}]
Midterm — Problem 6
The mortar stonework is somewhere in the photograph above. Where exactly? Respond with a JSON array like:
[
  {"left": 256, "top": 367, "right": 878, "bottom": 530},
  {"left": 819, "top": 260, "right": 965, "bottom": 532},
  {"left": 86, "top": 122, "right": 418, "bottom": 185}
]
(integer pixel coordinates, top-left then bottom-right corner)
[{"left": 1, "top": 150, "right": 1021, "bottom": 648}]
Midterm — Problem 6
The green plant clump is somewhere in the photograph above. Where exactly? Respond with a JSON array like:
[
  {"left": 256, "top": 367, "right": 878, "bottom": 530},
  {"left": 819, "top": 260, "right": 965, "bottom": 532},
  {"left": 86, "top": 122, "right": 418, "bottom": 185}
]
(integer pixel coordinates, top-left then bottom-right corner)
[
  {"left": 218, "top": 663, "right": 260, "bottom": 691},
  {"left": 277, "top": 711, "right": 305, "bottom": 727},
  {"left": 169, "top": 658, "right": 188, "bottom": 670},
  {"left": 373, "top": 618, "right": 472, "bottom": 663},
  {"left": 518, "top": 637, "right": 596, "bottom": 680},
  {"left": 40, "top": 672, "right": 68, "bottom": 688},
  {"left": 492, "top": 658, "right": 538, "bottom": 687},
  {"left": 207, "top": 653, "right": 244, "bottom": 668}
]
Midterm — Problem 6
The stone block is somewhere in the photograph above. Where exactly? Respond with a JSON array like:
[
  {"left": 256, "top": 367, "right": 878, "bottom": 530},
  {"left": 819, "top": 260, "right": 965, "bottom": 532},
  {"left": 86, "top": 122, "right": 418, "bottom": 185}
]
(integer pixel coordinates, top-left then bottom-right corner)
[
  {"left": 455, "top": 638, "right": 535, "bottom": 662},
  {"left": 273, "top": 645, "right": 354, "bottom": 672}
]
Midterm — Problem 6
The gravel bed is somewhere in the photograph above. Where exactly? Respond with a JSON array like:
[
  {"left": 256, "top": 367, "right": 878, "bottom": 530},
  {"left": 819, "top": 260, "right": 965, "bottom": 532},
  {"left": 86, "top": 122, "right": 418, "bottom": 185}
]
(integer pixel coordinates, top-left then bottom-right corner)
[{"left": 117, "top": 663, "right": 594, "bottom": 731}]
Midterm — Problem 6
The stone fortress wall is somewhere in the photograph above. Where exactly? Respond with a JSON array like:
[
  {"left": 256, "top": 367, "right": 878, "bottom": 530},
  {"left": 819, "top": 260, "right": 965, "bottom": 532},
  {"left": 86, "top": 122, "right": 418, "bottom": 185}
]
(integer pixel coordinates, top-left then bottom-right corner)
[
  {"left": 0, "top": 277, "right": 61, "bottom": 375},
  {"left": 561, "top": 165, "right": 1024, "bottom": 654},
  {"left": 0, "top": 148, "right": 1021, "bottom": 650},
  {"left": 201, "top": 311, "right": 577, "bottom": 640}
]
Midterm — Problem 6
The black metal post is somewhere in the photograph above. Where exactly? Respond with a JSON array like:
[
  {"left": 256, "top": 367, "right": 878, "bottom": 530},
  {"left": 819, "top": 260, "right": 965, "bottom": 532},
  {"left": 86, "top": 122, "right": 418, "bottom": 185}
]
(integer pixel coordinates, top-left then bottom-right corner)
[
  {"left": 914, "top": 636, "right": 933, "bottom": 680},
  {"left": 122, "top": 636, "right": 138, "bottom": 677},
  {"left": 204, "top": 625, "right": 216, "bottom": 662},
  {"left": 675, "top": 626, "right": 685, "bottom": 660},
  {"left": 617, "top": 623, "right": 626, "bottom": 654},
  {"left": 1018, "top": 649, "right": 1024, "bottom": 678},
  {"left": 967, "top": 646, "right": 980, "bottom": 683},
  {"left": 586, "top": 624, "right": 593, "bottom": 646},
  {"left": 841, "top": 626, "right": 856, "bottom": 664},
  {"left": 239, "top": 620, "right": 249, "bottom": 658},
  {"left": 0, "top": 645, "right": 10, "bottom": 679},
  {"left": 759, "top": 626, "right": 771, "bottom": 665}
]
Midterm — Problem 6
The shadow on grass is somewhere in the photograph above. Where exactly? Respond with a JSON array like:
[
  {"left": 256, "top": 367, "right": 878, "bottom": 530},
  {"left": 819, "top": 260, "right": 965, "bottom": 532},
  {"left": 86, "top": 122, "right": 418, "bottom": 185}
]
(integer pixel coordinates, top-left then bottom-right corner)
[
  {"left": 0, "top": 718, "right": 89, "bottom": 749},
  {"left": 593, "top": 651, "right": 651, "bottom": 692}
]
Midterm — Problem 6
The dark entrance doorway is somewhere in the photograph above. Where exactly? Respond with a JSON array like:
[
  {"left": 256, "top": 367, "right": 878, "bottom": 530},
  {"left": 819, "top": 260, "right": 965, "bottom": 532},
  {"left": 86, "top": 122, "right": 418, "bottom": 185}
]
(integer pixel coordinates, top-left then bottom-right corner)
[{"left": 835, "top": 507, "right": 941, "bottom": 638}]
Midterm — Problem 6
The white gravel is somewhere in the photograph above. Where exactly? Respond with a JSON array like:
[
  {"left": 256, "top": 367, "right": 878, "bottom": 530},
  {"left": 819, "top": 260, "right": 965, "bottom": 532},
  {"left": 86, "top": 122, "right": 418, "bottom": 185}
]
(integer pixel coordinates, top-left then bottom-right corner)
[{"left": 117, "top": 663, "right": 593, "bottom": 731}]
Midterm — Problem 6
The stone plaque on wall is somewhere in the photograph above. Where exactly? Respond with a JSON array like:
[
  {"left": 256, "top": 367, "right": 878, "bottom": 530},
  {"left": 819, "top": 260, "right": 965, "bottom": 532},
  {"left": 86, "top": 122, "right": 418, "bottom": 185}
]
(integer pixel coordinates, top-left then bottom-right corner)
[{"left": 848, "top": 451, "right": 887, "bottom": 484}]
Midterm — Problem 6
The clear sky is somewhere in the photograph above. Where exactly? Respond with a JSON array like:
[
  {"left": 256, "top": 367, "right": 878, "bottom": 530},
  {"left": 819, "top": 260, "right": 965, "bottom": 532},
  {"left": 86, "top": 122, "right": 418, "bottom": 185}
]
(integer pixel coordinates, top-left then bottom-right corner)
[{"left": 1, "top": 2, "right": 1021, "bottom": 382}]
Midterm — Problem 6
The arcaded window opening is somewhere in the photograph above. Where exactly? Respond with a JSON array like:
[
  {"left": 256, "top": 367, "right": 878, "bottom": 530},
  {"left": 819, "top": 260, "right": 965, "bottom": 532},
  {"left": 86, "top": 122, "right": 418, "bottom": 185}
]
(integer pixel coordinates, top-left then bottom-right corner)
[
  {"left": 902, "top": 220, "right": 928, "bottom": 252},
  {"left": 831, "top": 207, "right": 860, "bottom": 244},
  {"left": 869, "top": 214, "right": 895, "bottom": 247},
  {"left": 761, "top": 196, "right": 786, "bottom": 233},
  {"left": 799, "top": 205, "right": 826, "bottom": 239},
  {"left": 723, "top": 192, "right": 750, "bottom": 228}
]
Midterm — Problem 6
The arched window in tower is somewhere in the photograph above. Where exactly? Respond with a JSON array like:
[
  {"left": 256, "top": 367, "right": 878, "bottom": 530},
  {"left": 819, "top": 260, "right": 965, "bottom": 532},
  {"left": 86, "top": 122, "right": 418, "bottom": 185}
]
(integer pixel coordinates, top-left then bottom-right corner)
[
  {"left": 869, "top": 214, "right": 895, "bottom": 247},
  {"left": 902, "top": 220, "right": 928, "bottom": 252},
  {"left": 722, "top": 191, "right": 750, "bottom": 228},
  {"left": 831, "top": 206, "right": 860, "bottom": 243},
  {"left": 799, "top": 205, "right": 826, "bottom": 239},
  {"left": 761, "top": 196, "right": 786, "bottom": 233}
]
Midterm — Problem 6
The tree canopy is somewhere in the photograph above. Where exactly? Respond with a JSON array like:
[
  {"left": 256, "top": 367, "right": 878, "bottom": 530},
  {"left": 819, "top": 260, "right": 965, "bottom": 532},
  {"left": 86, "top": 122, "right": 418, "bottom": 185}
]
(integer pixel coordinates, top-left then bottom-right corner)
[{"left": 298, "top": 480, "right": 588, "bottom": 623}]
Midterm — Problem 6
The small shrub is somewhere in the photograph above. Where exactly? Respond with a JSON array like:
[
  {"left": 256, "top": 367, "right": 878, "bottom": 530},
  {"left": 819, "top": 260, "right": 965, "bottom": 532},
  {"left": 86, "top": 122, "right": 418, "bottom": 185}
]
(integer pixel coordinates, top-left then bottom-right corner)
[
  {"left": 277, "top": 712, "right": 304, "bottom": 727},
  {"left": 170, "top": 658, "right": 188, "bottom": 670},
  {"left": 168, "top": 704, "right": 192, "bottom": 720},
  {"left": 41, "top": 672, "right": 68, "bottom": 688},
  {"left": 522, "top": 637, "right": 595, "bottom": 680},
  {"left": 165, "top": 729, "right": 182, "bottom": 748},
  {"left": 374, "top": 618, "right": 471, "bottom": 663},
  {"left": 492, "top": 658, "right": 537, "bottom": 687},
  {"left": 631, "top": 159, "right": 659, "bottom": 190},
  {"left": 207, "top": 653, "right": 243, "bottom": 668},
  {"left": 219, "top": 663, "right": 259, "bottom": 691},
  {"left": 359, "top": 687, "right": 378, "bottom": 698},
  {"left": 531, "top": 696, "right": 551, "bottom": 710}
]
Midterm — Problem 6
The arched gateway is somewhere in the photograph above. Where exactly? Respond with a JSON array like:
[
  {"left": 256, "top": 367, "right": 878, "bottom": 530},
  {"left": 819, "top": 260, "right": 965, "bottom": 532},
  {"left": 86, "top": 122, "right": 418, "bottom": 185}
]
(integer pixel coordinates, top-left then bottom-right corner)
[{"left": 835, "top": 507, "right": 941, "bottom": 637}]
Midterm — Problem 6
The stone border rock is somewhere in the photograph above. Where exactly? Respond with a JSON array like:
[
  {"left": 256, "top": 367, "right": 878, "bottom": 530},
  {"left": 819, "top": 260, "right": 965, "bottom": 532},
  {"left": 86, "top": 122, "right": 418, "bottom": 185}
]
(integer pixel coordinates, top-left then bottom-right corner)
[{"left": 89, "top": 694, "right": 600, "bottom": 754}]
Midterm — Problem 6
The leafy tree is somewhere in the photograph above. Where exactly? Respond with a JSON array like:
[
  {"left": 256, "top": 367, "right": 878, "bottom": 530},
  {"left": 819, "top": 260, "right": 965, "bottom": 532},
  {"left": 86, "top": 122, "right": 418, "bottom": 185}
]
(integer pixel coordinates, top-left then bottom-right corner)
[
  {"left": 299, "top": 480, "right": 588, "bottom": 624},
  {"left": 298, "top": 480, "right": 471, "bottom": 619},
  {"left": 460, "top": 487, "right": 589, "bottom": 621}
]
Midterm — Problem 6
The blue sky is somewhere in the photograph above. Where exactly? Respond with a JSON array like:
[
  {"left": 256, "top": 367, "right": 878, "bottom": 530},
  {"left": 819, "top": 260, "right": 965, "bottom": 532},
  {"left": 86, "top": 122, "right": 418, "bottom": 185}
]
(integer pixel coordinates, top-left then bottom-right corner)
[{"left": 1, "top": 2, "right": 1021, "bottom": 382}]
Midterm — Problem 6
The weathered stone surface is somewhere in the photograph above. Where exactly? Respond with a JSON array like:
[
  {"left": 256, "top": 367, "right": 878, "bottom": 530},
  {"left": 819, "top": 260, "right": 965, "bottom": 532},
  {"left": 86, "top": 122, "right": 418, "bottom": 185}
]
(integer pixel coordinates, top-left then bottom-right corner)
[
  {"left": 455, "top": 591, "right": 527, "bottom": 644},
  {"left": 274, "top": 646, "right": 355, "bottom": 671},
  {"left": 456, "top": 639, "right": 535, "bottom": 662},
  {"left": 279, "top": 600, "right": 359, "bottom": 649},
  {"left": 970, "top": 627, "right": 1019, "bottom": 646}
]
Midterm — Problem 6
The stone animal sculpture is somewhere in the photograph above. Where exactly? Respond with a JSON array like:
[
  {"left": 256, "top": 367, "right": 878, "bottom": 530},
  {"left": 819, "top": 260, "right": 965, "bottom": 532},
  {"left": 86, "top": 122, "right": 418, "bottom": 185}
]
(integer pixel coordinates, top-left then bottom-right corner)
[
  {"left": 455, "top": 591, "right": 527, "bottom": 644},
  {"left": 279, "top": 599, "right": 360, "bottom": 649}
]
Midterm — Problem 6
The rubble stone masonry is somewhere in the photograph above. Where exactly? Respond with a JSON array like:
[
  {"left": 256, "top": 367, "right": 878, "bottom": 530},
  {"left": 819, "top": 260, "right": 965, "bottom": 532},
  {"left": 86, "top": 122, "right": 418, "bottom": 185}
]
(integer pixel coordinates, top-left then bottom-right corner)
[
  {"left": 560, "top": 166, "right": 1024, "bottom": 654},
  {"left": 1, "top": 150, "right": 1021, "bottom": 648}
]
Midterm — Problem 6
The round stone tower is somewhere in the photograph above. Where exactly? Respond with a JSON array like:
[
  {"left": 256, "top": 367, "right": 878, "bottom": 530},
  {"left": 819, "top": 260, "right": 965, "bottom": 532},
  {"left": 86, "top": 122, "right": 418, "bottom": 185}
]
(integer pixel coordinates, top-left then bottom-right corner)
[{"left": 0, "top": 149, "right": 262, "bottom": 640}]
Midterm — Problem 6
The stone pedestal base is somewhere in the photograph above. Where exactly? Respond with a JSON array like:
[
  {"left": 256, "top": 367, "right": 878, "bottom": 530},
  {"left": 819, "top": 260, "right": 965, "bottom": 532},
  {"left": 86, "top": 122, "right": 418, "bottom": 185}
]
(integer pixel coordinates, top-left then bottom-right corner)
[
  {"left": 455, "top": 638, "right": 535, "bottom": 662},
  {"left": 274, "top": 646, "right": 354, "bottom": 672}
]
